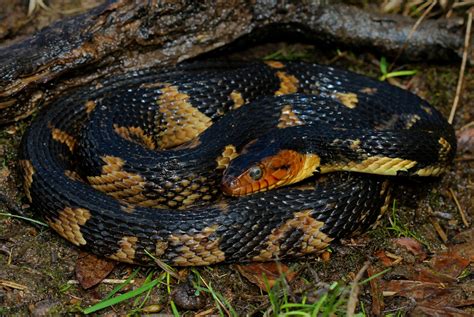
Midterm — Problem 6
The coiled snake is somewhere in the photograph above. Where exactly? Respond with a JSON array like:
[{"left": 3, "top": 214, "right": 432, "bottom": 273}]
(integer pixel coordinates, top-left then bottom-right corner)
[{"left": 18, "top": 61, "right": 455, "bottom": 266}]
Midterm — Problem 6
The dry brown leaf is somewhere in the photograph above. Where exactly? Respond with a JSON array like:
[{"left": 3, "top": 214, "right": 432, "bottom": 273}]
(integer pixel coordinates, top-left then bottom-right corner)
[
  {"left": 382, "top": 280, "right": 452, "bottom": 300},
  {"left": 75, "top": 252, "right": 116, "bottom": 289},
  {"left": 383, "top": 278, "right": 473, "bottom": 312},
  {"left": 321, "top": 250, "right": 331, "bottom": 262},
  {"left": 451, "top": 229, "right": 474, "bottom": 260},
  {"left": 392, "top": 237, "right": 426, "bottom": 260},
  {"left": 429, "top": 251, "right": 470, "bottom": 280},
  {"left": 380, "top": 229, "right": 474, "bottom": 314},
  {"left": 457, "top": 126, "right": 474, "bottom": 153},
  {"left": 234, "top": 262, "right": 297, "bottom": 291},
  {"left": 414, "top": 305, "right": 474, "bottom": 317},
  {"left": 374, "top": 250, "right": 395, "bottom": 266},
  {"left": 412, "top": 266, "right": 458, "bottom": 284}
]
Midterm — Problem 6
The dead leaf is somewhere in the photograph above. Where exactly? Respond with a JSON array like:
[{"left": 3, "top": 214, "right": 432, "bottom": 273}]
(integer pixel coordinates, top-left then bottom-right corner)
[
  {"left": 451, "top": 229, "right": 474, "bottom": 260},
  {"left": 412, "top": 266, "right": 458, "bottom": 284},
  {"left": 321, "top": 250, "right": 331, "bottom": 262},
  {"left": 429, "top": 251, "right": 470, "bottom": 280},
  {"left": 383, "top": 278, "right": 473, "bottom": 310},
  {"left": 399, "top": 249, "right": 471, "bottom": 284},
  {"left": 375, "top": 250, "right": 394, "bottom": 266},
  {"left": 414, "top": 305, "right": 474, "bottom": 317},
  {"left": 457, "top": 126, "right": 474, "bottom": 153},
  {"left": 75, "top": 252, "right": 116, "bottom": 289},
  {"left": 141, "top": 304, "right": 162, "bottom": 313},
  {"left": 393, "top": 237, "right": 426, "bottom": 260},
  {"left": 234, "top": 262, "right": 297, "bottom": 291},
  {"left": 379, "top": 229, "right": 474, "bottom": 314},
  {"left": 382, "top": 280, "right": 452, "bottom": 300}
]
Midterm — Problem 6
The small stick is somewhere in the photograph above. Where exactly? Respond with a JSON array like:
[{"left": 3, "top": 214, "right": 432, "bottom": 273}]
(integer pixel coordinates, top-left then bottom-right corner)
[
  {"left": 454, "top": 155, "right": 474, "bottom": 162},
  {"left": 459, "top": 121, "right": 474, "bottom": 130},
  {"left": 0, "top": 279, "right": 28, "bottom": 290},
  {"left": 390, "top": 0, "right": 437, "bottom": 69},
  {"left": 428, "top": 205, "right": 448, "bottom": 243},
  {"left": 430, "top": 217, "right": 448, "bottom": 243},
  {"left": 67, "top": 279, "right": 135, "bottom": 285},
  {"left": 453, "top": 1, "right": 474, "bottom": 9},
  {"left": 346, "top": 261, "right": 370, "bottom": 317},
  {"left": 449, "top": 188, "right": 470, "bottom": 227},
  {"left": 195, "top": 308, "right": 216, "bottom": 317},
  {"left": 367, "top": 265, "right": 384, "bottom": 316},
  {"left": 449, "top": 10, "right": 473, "bottom": 124},
  {"left": 384, "top": 252, "right": 403, "bottom": 265}
]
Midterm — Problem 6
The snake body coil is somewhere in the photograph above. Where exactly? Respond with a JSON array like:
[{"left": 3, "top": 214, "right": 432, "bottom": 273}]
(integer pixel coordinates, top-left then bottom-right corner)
[{"left": 19, "top": 61, "right": 455, "bottom": 265}]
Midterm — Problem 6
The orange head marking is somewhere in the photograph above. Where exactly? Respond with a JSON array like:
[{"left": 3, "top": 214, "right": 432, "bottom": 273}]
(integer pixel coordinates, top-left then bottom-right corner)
[{"left": 221, "top": 149, "right": 309, "bottom": 196}]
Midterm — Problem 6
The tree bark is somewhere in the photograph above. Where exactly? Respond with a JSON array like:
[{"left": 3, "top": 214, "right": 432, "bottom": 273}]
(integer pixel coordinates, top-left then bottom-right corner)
[{"left": 0, "top": 0, "right": 468, "bottom": 124}]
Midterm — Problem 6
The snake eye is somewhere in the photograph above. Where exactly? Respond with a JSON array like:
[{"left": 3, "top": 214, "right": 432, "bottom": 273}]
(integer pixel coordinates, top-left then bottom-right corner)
[{"left": 248, "top": 166, "right": 263, "bottom": 181}]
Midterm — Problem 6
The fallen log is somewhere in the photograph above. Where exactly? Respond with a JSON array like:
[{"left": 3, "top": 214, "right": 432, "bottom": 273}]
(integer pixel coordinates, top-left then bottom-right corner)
[{"left": 0, "top": 0, "right": 468, "bottom": 124}]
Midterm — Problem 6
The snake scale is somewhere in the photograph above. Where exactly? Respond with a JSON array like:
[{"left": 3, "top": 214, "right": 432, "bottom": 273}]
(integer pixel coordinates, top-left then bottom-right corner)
[{"left": 17, "top": 61, "right": 456, "bottom": 266}]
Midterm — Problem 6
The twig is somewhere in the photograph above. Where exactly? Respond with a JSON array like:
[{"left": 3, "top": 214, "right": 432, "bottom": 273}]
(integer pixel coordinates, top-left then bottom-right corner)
[
  {"left": 449, "top": 10, "right": 473, "bottom": 124},
  {"left": 27, "top": 0, "right": 51, "bottom": 16},
  {"left": 367, "top": 265, "right": 384, "bottom": 316},
  {"left": 390, "top": 0, "right": 437, "bottom": 69},
  {"left": 454, "top": 155, "right": 474, "bottom": 161},
  {"left": 346, "top": 261, "right": 370, "bottom": 317},
  {"left": 459, "top": 121, "right": 474, "bottom": 130},
  {"left": 427, "top": 205, "right": 448, "bottom": 243},
  {"left": 67, "top": 279, "right": 135, "bottom": 285},
  {"left": 430, "top": 217, "right": 448, "bottom": 243},
  {"left": 384, "top": 252, "right": 403, "bottom": 265},
  {"left": 453, "top": 1, "right": 474, "bottom": 9},
  {"left": 449, "top": 188, "right": 470, "bottom": 227},
  {"left": 1, "top": 247, "right": 13, "bottom": 265},
  {"left": 0, "top": 279, "right": 28, "bottom": 290},
  {"left": 195, "top": 308, "right": 216, "bottom": 317}
]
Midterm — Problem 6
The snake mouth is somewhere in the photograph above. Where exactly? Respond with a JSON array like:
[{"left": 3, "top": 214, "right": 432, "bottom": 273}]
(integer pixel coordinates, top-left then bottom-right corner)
[{"left": 221, "top": 176, "right": 244, "bottom": 196}]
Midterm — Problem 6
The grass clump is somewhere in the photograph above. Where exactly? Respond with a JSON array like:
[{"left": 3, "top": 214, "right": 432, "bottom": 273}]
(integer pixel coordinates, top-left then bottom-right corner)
[
  {"left": 379, "top": 57, "right": 417, "bottom": 81},
  {"left": 387, "top": 200, "right": 427, "bottom": 246}
]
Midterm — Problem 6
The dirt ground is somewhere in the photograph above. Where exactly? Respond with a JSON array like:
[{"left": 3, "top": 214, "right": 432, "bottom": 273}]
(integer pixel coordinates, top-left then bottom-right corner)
[{"left": 0, "top": 1, "right": 473, "bottom": 316}]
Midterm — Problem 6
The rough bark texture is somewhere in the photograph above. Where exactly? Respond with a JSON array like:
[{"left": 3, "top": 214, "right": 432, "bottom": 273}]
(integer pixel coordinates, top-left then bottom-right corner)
[{"left": 0, "top": 0, "right": 468, "bottom": 124}]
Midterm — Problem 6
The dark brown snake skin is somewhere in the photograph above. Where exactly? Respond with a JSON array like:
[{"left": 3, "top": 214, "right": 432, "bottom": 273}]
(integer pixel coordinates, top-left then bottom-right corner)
[{"left": 18, "top": 61, "right": 456, "bottom": 266}]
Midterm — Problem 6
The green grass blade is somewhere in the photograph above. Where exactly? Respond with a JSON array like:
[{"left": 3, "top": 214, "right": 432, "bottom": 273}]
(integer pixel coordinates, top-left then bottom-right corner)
[
  {"left": 132, "top": 271, "right": 154, "bottom": 307},
  {"left": 165, "top": 271, "right": 180, "bottom": 316},
  {"left": 104, "top": 268, "right": 140, "bottom": 300},
  {"left": 280, "top": 312, "right": 311, "bottom": 317},
  {"left": 0, "top": 212, "right": 48, "bottom": 227},
  {"left": 311, "top": 293, "right": 328, "bottom": 316},
  {"left": 263, "top": 49, "right": 285, "bottom": 60},
  {"left": 385, "top": 70, "right": 417, "bottom": 78},
  {"left": 82, "top": 278, "right": 160, "bottom": 314},
  {"left": 359, "top": 268, "right": 391, "bottom": 285},
  {"left": 280, "top": 303, "right": 313, "bottom": 309},
  {"left": 170, "top": 300, "right": 180, "bottom": 317},
  {"left": 192, "top": 269, "right": 237, "bottom": 317},
  {"left": 379, "top": 57, "right": 388, "bottom": 75}
]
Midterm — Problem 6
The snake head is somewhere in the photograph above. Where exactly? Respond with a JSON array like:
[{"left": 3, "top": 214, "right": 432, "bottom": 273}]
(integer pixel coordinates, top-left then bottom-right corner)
[{"left": 221, "top": 133, "right": 320, "bottom": 196}]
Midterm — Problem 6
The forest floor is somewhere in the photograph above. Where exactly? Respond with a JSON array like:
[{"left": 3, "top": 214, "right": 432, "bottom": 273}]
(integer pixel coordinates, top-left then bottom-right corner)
[{"left": 0, "top": 1, "right": 472, "bottom": 316}]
